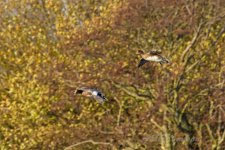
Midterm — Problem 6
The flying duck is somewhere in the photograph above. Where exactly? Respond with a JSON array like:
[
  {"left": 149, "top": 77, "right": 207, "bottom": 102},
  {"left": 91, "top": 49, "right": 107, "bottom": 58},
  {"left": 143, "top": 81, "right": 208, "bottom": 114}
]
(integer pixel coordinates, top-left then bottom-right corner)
[
  {"left": 137, "top": 50, "right": 170, "bottom": 68},
  {"left": 74, "top": 87, "right": 107, "bottom": 103}
]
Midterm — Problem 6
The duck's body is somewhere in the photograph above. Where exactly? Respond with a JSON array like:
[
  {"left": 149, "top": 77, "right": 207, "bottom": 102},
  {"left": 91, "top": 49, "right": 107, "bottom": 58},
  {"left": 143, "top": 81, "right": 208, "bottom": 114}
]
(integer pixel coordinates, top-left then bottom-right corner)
[
  {"left": 74, "top": 87, "right": 107, "bottom": 103},
  {"left": 138, "top": 50, "right": 169, "bottom": 68}
]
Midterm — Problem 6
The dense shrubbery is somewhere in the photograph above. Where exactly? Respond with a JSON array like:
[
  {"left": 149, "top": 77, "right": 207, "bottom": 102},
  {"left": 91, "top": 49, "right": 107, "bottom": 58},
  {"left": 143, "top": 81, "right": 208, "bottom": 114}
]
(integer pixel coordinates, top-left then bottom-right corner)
[{"left": 0, "top": 0, "right": 225, "bottom": 149}]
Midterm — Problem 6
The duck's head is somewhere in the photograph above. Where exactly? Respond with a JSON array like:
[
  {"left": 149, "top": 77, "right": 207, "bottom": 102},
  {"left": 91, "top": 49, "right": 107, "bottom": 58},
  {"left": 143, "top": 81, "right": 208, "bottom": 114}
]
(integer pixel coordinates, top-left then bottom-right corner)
[{"left": 137, "top": 50, "right": 145, "bottom": 55}]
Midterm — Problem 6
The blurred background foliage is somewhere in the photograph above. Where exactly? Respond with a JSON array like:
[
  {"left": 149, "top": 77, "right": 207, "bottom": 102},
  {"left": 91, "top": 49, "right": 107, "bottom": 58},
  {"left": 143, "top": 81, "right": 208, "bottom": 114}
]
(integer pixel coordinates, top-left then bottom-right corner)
[{"left": 0, "top": 0, "right": 225, "bottom": 149}]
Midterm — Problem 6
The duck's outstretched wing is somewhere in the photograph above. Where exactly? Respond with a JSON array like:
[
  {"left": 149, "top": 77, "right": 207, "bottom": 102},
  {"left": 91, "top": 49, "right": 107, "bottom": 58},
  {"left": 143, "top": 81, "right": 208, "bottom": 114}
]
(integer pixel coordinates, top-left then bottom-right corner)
[
  {"left": 138, "top": 58, "right": 148, "bottom": 68},
  {"left": 92, "top": 92, "right": 107, "bottom": 103},
  {"left": 94, "top": 96, "right": 106, "bottom": 103},
  {"left": 149, "top": 50, "right": 161, "bottom": 55}
]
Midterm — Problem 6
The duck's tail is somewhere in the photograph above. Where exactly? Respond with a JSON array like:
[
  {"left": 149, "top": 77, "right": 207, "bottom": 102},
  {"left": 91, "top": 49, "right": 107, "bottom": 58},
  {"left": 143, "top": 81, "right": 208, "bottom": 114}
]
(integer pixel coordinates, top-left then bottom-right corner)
[
  {"left": 161, "top": 57, "right": 170, "bottom": 64},
  {"left": 98, "top": 96, "right": 107, "bottom": 104}
]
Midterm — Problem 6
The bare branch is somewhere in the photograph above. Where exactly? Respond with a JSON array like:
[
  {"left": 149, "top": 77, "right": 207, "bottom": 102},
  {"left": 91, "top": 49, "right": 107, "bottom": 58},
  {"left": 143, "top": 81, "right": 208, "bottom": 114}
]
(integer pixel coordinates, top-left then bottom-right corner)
[
  {"left": 110, "top": 81, "right": 153, "bottom": 103},
  {"left": 181, "top": 21, "right": 203, "bottom": 62},
  {"left": 65, "top": 139, "right": 115, "bottom": 150},
  {"left": 114, "top": 97, "right": 123, "bottom": 126},
  {"left": 206, "top": 124, "right": 215, "bottom": 142},
  {"left": 212, "top": 23, "right": 225, "bottom": 46},
  {"left": 185, "top": 60, "right": 199, "bottom": 73},
  {"left": 151, "top": 118, "right": 164, "bottom": 132},
  {"left": 184, "top": 0, "right": 192, "bottom": 16}
]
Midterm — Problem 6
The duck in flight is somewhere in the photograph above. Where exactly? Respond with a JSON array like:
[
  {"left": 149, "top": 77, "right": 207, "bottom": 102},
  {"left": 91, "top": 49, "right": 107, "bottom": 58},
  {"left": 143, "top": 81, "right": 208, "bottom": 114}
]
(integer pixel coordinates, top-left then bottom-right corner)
[
  {"left": 137, "top": 50, "right": 170, "bottom": 68},
  {"left": 74, "top": 87, "right": 107, "bottom": 103}
]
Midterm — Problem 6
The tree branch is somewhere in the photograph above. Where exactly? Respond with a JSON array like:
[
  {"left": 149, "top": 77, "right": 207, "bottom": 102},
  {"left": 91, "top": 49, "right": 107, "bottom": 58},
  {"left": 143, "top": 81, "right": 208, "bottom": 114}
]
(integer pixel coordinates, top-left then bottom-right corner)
[
  {"left": 114, "top": 97, "right": 123, "bottom": 126},
  {"left": 65, "top": 139, "right": 115, "bottom": 150},
  {"left": 110, "top": 81, "right": 153, "bottom": 103},
  {"left": 181, "top": 21, "right": 203, "bottom": 62}
]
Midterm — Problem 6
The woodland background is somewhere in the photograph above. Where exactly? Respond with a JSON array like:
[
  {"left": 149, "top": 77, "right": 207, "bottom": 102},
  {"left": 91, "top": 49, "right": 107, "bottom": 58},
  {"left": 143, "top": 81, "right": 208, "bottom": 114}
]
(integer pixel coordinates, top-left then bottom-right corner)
[{"left": 0, "top": 0, "right": 225, "bottom": 150}]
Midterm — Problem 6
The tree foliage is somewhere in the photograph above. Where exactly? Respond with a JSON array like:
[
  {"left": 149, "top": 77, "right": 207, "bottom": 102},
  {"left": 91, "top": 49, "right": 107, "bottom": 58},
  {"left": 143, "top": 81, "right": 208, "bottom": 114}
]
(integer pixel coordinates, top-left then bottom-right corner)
[{"left": 0, "top": 0, "right": 225, "bottom": 149}]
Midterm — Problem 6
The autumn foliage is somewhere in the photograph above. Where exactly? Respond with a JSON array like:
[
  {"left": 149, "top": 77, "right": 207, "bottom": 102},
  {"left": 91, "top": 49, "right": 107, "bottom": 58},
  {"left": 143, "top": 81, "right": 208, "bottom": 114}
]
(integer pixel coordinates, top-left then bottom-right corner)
[{"left": 0, "top": 0, "right": 225, "bottom": 149}]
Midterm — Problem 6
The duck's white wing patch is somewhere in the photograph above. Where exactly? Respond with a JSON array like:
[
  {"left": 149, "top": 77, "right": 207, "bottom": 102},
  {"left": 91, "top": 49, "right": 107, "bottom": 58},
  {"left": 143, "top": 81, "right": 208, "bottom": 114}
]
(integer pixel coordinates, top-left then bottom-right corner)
[
  {"left": 92, "top": 90, "right": 98, "bottom": 96},
  {"left": 146, "top": 56, "right": 161, "bottom": 62}
]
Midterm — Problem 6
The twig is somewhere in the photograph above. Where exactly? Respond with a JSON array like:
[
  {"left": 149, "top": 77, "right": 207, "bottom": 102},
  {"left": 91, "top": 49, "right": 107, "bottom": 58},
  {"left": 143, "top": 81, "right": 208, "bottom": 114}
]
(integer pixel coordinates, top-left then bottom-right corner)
[
  {"left": 200, "top": 23, "right": 225, "bottom": 59},
  {"left": 185, "top": 60, "right": 199, "bottom": 73},
  {"left": 151, "top": 118, "right": 164, "bottom": 132},
  {"left": 111, "top": 81, "right": 153, "bottom": 102},
  {"left": 184, "top": 0, "right": 192, "bottom": 16},
  {"left": 64, "top": 139, "right": 114, "bottom": 150},
  {"left": 218, "top": 106, "right": 225, "bottom": 146},
  {"left": 212, "top": 23, "right": 225, "bottom": 46},
  {"left": 114, "top": 97, "right": 123, "bottom": 126},
  {"left": 206, "top": 105, "right": 225, "bottom": 149},
  {"left": 181, "top": 21, "right": 203, "bottom": 62},
  {"left": 171, "top": 53, "right": 195, "bottom": 108},
  {"left": 206, "top": 124, "right": 216, "bottom": 145}
]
